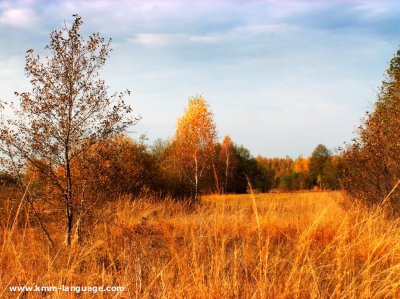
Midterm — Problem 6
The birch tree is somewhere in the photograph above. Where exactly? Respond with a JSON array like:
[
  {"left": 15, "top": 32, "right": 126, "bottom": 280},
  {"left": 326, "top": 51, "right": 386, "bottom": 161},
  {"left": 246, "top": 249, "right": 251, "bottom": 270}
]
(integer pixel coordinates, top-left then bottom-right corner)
[
  {"left": 220, "top": 135, "right": 235, "bottom": 193},
  {"left": 0, "top": 15, "right": 136, "bottom": 245},
  {"left": 172, "top": 96, "right": 217, "bottom": 202}
]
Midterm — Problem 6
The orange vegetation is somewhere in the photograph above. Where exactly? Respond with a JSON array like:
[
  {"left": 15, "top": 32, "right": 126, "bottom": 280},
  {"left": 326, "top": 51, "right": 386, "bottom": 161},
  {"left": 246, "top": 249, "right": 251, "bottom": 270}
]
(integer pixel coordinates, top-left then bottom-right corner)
[{"left": 1, "top": 191, "right": 400, "bottom": 298}]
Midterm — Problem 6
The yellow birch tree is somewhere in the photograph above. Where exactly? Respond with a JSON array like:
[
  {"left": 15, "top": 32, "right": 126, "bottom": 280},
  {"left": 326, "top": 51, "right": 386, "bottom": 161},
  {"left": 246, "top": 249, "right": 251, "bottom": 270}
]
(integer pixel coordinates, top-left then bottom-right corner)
[{"left": 172, "top": 96, "right": 217, "bottom": 202}]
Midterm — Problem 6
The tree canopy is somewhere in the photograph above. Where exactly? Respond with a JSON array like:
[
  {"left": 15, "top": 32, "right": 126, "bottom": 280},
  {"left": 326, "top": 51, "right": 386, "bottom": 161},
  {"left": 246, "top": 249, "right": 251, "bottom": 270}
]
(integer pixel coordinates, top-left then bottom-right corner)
[{"left": 171, "top": 96, "right": 217, "bottom": 202}]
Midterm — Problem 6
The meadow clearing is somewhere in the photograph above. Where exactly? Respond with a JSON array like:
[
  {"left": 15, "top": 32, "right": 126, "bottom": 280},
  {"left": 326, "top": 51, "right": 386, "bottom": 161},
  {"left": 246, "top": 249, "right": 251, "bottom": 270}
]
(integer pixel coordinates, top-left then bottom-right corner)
[{"left": 1, "top": 191, "right": 400, "bottom": 298}]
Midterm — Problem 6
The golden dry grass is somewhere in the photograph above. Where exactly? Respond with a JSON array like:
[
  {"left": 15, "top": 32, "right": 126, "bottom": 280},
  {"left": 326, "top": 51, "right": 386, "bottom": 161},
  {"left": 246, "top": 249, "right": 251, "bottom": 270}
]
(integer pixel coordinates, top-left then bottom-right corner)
[{"left": 1, "top": 191, "right": 400, "bottom": 298}]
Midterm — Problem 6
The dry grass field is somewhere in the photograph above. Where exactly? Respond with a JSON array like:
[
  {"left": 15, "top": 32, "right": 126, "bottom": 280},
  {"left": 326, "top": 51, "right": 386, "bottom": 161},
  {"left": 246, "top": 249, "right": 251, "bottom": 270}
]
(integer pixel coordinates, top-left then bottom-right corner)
[{"left": 1, "top": 191, "right": 400, "bottom": 298}]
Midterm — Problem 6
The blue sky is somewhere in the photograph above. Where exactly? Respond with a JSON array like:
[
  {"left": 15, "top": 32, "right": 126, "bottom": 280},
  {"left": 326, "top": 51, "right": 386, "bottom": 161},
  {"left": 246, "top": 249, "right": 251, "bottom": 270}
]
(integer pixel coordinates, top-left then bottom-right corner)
[{"left": 1, "top": 0, "right": 399, "bottom": 157}]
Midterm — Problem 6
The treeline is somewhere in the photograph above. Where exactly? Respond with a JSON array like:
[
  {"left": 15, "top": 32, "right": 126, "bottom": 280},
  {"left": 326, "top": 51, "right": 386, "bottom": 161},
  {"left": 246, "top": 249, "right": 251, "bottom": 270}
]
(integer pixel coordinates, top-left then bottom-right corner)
[
  {"left": 12, "top": 134, "right": 343, "bottom": 201},
  {"left": 257, "top": 145, "right": 344, "bottom": 192}
]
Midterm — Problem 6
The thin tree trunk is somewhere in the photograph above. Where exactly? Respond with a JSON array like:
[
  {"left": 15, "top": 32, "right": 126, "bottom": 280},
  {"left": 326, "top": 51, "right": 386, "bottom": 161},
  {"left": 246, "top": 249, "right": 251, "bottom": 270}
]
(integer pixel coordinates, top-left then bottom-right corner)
[
  {"left": 65, "top": 146, "right": 74, "bottom": 246},
  {"left": 225, "top": 151, "right": 229, "bottom": 194},
  {"left": 212, "top": 163, "right": 220, "bottom": 194},
  {"left": 194, "top": 156, "right": 198, "bottom": 203}
]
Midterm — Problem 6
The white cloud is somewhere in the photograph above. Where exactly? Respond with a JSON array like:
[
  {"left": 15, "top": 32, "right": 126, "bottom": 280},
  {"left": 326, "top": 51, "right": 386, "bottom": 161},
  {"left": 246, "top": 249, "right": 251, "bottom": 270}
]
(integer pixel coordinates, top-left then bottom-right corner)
[
  {"left": 0, "top": 8, "right": 39, "bottom": 28},
  {"left": 131, "top": 33, "right": 184, "bottom": 46},
  {"left": 189, "top": 35, "right": 218, "bottom": 43}
]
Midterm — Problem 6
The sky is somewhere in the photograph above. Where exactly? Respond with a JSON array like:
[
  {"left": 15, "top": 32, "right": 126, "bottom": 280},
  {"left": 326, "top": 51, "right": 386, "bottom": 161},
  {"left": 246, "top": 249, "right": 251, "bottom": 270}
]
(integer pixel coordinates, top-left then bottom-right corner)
[{"left": 1, "top": 0, "right": 400, "bottom": 158}]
